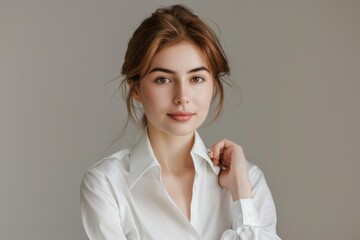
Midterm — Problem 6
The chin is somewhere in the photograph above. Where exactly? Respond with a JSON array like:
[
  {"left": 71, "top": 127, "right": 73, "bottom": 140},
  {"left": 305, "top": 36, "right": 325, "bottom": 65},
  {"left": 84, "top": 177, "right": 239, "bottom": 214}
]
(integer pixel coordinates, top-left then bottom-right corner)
[
  {"left": 164, "top": 126, "right": 197, "bottom": 137},
  {"left": 149, "top": 123, "right": 200, "bottom": 138},
  {"left": 147, "top": 116, "right": 206, "bottom": 138}
]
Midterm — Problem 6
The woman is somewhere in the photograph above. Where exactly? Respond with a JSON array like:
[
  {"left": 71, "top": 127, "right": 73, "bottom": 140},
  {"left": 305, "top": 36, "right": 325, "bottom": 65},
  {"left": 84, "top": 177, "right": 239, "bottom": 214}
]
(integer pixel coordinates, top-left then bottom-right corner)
[{"left": 81, "top": 4, "right": 281, "bottom": 240}]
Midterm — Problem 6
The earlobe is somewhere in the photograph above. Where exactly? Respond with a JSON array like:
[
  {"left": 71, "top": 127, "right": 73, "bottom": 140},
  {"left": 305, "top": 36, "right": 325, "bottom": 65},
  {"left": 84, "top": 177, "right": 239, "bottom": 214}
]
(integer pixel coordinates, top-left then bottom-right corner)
[
  {"left": 133, "top": 91, "right": 142, "bottom": 103},
  {"left": 131, "top": 84, "right": 142, "bottom": 103}
]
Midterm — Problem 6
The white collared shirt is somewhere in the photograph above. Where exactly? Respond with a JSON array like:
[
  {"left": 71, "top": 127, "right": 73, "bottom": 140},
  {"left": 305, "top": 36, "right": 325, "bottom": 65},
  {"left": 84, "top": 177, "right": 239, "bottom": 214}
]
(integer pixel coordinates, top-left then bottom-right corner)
[{"left": 80, "top": 131, "right": 281, "bottom": 239}]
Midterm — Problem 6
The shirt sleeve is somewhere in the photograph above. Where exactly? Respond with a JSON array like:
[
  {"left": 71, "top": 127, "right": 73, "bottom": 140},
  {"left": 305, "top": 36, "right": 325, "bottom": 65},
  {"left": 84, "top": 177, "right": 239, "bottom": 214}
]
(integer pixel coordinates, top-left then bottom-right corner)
[
  {"left": 80, "top": 168, "right": 128, "bottom": 240},
  {"left": 220, "top": 166, "right": 282, "bottom": 240}
]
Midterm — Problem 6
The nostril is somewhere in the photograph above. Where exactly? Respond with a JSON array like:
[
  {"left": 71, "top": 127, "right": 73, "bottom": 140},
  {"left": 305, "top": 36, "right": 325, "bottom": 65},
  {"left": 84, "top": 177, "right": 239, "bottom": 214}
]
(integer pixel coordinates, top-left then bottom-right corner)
[{"left": 173, "top": 96, "right": 189, "bottom": 104}]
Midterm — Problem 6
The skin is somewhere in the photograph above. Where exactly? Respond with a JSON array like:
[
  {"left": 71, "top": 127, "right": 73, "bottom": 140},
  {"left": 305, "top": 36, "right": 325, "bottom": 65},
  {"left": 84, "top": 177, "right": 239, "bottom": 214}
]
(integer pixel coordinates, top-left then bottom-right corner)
[{"left": 132, "top": 41, "right": 252, "bottom": 220}]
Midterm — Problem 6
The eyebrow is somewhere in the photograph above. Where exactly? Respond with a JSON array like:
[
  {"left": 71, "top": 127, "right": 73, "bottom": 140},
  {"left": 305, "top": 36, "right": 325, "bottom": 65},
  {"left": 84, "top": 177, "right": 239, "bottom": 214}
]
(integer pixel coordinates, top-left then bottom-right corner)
[{"left": 149, "top": 66, "right": 209, "bottom": 74}]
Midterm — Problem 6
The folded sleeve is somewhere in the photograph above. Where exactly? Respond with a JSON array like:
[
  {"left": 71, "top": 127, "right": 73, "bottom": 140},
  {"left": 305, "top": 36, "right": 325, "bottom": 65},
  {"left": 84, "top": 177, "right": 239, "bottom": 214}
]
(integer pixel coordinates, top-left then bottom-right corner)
[
  {"left": 220, "top": 166, "right": 281, "bottom": 240},
  {"left": 80, "top": 169, "right": 127, "bottom": 240}
]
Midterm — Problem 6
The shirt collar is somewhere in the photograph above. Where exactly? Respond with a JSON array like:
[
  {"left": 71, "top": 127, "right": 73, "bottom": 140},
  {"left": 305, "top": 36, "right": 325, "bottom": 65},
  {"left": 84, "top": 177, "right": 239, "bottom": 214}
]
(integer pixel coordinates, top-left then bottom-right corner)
[
  {"left": 191, "top": 131, "right": 220, "bottom": 175},
  {"left": 128, "top": 130, "right": 160, "bottom": 189},
  {"left": 128, "top": 130, "right": 220, "bottom": 189}
]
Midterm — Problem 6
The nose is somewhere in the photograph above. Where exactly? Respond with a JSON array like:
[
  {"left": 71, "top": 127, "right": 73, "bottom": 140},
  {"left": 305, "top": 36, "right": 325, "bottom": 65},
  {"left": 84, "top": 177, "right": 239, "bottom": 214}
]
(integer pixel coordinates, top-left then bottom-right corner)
[
  {"left": 174, "top": 96, "right": 189, "bottom": 105},
  {"left": 173, "top": 82, "right": 189, "bottom": 105}
]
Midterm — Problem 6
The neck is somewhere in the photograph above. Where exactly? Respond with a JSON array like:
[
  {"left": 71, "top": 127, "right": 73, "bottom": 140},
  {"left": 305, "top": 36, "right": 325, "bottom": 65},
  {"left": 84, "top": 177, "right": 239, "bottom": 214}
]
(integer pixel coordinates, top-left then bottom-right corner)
[{"left": 147, "top": 128, "right": 195, "bottom": 174}]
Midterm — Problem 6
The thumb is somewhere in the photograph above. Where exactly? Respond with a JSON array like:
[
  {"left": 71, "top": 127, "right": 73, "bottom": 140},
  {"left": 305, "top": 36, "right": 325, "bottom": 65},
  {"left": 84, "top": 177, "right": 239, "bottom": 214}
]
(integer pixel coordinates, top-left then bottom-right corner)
[{"left": 218, "top": 168, "right": 230, "bottom": 188}]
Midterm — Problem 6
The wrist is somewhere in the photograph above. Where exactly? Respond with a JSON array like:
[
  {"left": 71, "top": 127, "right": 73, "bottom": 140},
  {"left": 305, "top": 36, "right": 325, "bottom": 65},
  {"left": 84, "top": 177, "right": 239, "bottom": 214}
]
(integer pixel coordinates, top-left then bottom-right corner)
[{"left": 230, "top": 177, "right": 252, "bottom": 201}]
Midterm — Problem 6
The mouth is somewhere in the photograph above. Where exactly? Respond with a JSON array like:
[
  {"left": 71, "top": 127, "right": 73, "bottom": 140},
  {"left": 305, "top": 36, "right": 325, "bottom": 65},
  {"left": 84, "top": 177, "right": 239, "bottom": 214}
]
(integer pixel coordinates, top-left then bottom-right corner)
[{"left": 167, "top": 112, "right": 195, "bottom": 122}]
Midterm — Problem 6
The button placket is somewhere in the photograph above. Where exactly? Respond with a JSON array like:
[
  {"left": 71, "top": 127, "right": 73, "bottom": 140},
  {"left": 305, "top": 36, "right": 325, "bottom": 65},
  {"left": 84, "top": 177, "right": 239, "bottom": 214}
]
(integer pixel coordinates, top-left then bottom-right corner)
[{"left": 190, "top": 172, "right": 199, "bottom": 223}]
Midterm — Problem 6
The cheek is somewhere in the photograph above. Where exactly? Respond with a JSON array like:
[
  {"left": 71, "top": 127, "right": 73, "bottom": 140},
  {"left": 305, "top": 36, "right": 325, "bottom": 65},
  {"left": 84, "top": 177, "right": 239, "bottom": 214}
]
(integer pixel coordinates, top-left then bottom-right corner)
[
  {"left": 140, "top": 87, "right": 167, "bottom": 109},
  {"left": 196, "top": 85, "right": 214, "bottom": 108}
]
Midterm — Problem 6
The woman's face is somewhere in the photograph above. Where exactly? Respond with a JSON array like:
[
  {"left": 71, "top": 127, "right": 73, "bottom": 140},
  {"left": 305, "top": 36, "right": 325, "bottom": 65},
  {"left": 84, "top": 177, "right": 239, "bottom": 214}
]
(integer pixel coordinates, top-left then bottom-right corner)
[{"left": 134, "top": 41, "right": 214, "bottom": 138}]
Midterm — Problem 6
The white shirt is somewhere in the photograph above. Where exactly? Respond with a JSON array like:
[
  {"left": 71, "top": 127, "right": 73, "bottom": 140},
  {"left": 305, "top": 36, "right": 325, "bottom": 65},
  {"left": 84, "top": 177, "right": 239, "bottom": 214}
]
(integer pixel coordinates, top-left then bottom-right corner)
[{"left": 80, "top": 131, "right": 281, "bottom": 240}]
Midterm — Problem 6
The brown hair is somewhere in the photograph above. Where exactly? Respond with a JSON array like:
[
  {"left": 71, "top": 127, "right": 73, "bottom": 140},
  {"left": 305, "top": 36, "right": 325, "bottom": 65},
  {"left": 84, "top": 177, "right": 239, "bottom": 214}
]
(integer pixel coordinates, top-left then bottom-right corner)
[{"left": 121, "top": 4, "right": 230, "bottom": 129}]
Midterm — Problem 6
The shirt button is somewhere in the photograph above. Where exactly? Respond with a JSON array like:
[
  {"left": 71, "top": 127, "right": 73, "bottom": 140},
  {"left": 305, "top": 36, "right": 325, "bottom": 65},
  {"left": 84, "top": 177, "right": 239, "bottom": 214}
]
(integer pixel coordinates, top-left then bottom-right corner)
[{"left": 248, "top": 212, "right": 253, "bottom": 218}]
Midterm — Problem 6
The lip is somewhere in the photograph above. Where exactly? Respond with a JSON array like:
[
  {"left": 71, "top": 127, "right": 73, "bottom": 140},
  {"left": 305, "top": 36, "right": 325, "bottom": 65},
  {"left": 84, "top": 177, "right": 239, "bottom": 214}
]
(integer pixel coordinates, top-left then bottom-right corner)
[{"left": 167, "top": 112, "right": 195, "bottom": 122}]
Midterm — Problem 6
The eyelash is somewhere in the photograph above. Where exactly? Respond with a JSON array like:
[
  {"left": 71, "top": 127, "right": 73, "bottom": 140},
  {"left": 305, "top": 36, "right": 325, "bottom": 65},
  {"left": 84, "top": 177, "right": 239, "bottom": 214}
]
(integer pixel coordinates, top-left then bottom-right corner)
[
  {"left": 191, "top": 76, "right": 205, "bottom": 83},
  {"left": 154, "top": 76, "right": 205, "bottom": 84},
  {"left": 155, "top": 77, "right": 171, "bottom": 84}
]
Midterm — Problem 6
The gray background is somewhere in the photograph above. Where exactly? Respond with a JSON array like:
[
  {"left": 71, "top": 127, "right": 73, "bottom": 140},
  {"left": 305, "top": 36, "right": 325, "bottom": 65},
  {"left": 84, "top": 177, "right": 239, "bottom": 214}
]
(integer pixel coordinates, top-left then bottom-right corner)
[{"left": 1, "top": 0, "right": 359, "bottom": 239}]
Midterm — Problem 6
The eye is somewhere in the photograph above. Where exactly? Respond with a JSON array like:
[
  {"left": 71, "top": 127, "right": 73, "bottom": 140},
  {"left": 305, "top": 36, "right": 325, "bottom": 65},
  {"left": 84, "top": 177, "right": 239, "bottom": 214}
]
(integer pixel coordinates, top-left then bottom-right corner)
[
  {"left": 191, "top": 76, "right": 205, "bottom": 83},
  {"left": 155, "top": 77, "right": 171, "bottom": 84}
]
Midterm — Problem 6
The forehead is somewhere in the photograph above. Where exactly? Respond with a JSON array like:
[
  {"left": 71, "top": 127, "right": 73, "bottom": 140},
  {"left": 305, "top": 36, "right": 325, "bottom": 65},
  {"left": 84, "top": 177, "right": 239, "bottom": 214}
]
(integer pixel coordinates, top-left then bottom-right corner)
[{"left": 149, "top": 41, "right": 209, "bottom": 72}]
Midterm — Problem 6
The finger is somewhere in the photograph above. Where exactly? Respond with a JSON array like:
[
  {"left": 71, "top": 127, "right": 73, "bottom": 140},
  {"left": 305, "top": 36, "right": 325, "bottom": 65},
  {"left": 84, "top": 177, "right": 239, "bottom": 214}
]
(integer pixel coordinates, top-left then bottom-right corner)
[
  {"left": 210, "top": 138, "right": 241, "bottom": 167},
  {"left": 220, "top": 159, "right": 231, "bottom": 169},
  {"left": 208, "top": 149, "right": 219, "bottom": 165},
  {"left": 209, "top": 139, "right": 227, "bottom": 161},
  {"left": 218, "top": 168, "right": 230, "bottom": 188},
  {"left": 208, "top": 144, "right": 217, "bottom": 163}
]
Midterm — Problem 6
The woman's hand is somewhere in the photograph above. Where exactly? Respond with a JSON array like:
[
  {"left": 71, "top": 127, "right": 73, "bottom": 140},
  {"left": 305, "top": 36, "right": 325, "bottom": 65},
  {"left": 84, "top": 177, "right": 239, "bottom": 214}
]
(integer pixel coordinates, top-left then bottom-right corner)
[{"left": 209, "top": 139, "right": 253, "bottom": 201}]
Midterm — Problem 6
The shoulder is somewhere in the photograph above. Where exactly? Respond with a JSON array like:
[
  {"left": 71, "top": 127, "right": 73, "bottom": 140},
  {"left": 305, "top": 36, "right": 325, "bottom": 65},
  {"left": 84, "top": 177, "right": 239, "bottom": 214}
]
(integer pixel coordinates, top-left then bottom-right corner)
[
  {"left": 81, "top": 148, "right": 131, "bottom": 187},
  {"left": 248, "top": 161, "right": 263, "bottom": 176},
  {"left": 248, "top": 161, "right": 268, "bottom": 187}
]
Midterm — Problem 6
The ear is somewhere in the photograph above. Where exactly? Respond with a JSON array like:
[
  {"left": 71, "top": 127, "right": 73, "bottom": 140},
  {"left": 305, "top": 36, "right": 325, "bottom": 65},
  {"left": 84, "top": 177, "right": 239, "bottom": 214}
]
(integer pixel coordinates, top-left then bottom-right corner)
[
  {"left": 128, "top": 81, "right": 142, "bottom": 103},
  {"left": 133, "top": 89, "right": 142, "bottom": 103}
]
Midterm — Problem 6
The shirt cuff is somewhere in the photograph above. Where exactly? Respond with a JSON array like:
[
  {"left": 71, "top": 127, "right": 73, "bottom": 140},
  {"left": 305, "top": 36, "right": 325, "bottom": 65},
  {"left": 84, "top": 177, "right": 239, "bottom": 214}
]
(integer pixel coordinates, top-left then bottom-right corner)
[{"left": 232, "top": 199, "right": 260, "bottom": 228}]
